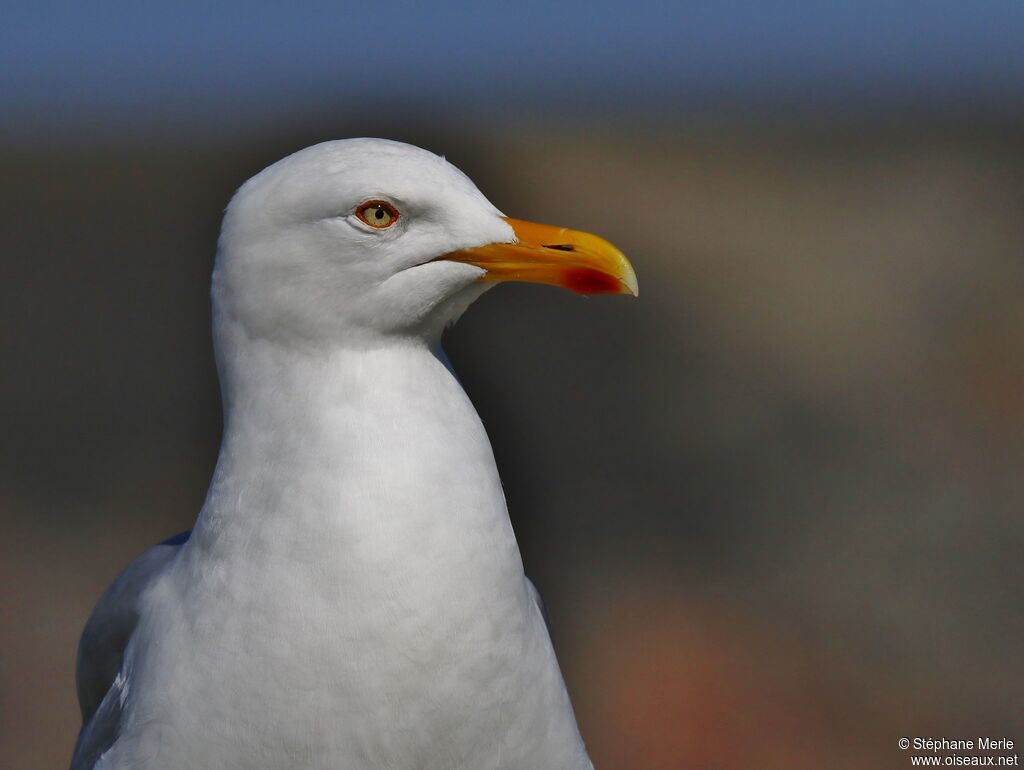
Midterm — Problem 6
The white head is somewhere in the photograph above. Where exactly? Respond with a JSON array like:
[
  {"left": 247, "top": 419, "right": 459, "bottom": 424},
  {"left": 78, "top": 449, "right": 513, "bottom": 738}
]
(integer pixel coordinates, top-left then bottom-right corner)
[{"left": 213, "top": 138, "right": 636, "bottom": 348}]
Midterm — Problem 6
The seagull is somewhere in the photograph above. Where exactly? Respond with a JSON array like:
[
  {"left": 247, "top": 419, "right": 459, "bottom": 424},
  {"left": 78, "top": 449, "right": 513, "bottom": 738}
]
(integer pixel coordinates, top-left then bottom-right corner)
[{"left": 70, "top": 138, "right": 637, "bottom": 770}]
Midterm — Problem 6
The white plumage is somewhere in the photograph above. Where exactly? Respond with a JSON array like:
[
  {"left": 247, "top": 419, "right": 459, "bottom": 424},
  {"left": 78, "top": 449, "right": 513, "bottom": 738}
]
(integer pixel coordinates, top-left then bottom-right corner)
[{"left": 71, "top": 139, "right": 635, "bottom": 770}]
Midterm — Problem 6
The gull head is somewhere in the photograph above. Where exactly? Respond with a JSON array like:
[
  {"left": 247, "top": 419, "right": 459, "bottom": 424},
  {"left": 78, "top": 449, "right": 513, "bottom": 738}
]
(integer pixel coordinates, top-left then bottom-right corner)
[{"left": 213, "top": 138, "right": 637, "bottom": 345}]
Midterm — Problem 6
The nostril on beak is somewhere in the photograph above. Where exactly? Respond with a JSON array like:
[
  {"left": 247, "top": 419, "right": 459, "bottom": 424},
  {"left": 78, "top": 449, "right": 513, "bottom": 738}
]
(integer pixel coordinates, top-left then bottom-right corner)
[{"left": 543, "top": 244, "right": 575, "bottom": 252}]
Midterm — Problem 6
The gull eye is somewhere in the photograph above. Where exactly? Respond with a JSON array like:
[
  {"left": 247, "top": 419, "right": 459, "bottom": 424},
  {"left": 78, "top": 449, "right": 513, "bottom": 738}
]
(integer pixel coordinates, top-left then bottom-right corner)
[{"left": 355, "top": 200, "right": 399, "bottom": 229}]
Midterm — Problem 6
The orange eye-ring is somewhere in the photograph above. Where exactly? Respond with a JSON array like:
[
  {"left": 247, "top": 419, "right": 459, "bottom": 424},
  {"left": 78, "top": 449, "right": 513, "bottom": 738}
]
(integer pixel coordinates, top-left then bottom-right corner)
[{"left": 355, "top": 200, "right": 399, "bottom": 229}]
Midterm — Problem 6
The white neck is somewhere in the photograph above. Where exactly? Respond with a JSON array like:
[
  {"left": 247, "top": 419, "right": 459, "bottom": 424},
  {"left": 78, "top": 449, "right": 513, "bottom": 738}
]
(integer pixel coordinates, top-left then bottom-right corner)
[
  {"left": 189, "top": 319, "right": 524, "bottom": 605},
  {"left": 145, "top": 319, "right": 590, "bottom": 769}
]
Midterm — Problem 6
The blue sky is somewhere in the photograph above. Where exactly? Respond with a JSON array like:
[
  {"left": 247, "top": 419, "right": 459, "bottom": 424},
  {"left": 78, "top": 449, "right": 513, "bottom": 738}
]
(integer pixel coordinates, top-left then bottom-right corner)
[{"left": 4, "top": 1, "right": 1024, "bottom": 134}]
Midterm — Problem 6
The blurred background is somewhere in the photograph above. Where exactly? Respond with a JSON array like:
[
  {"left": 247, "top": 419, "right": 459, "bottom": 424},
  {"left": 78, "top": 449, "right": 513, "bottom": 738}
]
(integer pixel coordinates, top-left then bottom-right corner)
[{"left": 3, "top": 3, "right": 1023, "bottom": 768}]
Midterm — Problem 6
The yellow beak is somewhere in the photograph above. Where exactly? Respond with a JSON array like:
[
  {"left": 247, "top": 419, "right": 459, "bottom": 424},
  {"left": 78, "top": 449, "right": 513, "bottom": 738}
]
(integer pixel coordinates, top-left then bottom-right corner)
[{"left": 439, "top": 217, "right": 638, "bottom": 296}]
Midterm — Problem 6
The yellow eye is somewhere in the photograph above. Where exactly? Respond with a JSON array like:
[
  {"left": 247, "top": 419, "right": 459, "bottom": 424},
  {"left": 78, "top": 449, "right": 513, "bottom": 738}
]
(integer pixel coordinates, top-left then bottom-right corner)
[{"left": 356, "top": 200, "right": 399, "bottom": 229}]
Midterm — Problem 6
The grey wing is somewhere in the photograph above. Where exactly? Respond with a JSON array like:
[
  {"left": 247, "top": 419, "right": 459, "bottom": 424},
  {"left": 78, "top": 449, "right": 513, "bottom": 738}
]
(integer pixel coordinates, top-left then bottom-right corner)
[
  {"left": 70, "top": 531, "right": 190, "bottom": 770},
  {"left": 526, "top": 576, "right": 552, "bottom": 638}
]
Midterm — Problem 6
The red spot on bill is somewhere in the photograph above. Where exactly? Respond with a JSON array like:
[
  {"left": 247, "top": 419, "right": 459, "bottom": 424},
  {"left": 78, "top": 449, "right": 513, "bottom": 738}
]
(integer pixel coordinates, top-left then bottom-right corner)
[{"left": 563, "top": 267, "right": 623, "bottom": 295}]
